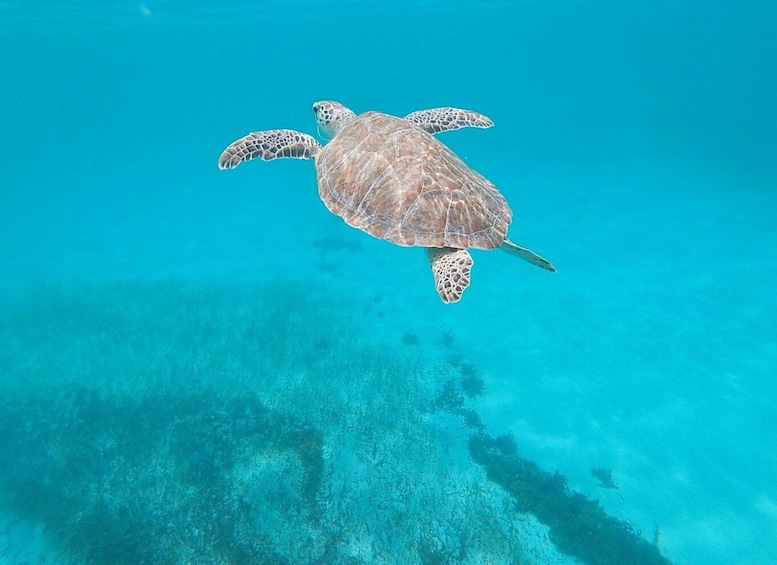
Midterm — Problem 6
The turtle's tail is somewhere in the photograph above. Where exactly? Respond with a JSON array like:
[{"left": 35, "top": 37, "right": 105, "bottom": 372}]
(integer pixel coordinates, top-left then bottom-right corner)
[{"left": 500, "top": 239, "right": 556, "bottom": 272}]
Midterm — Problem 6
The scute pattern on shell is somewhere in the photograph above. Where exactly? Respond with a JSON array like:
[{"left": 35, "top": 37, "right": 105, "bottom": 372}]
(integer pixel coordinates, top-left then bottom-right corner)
[{"left": 315, "top": 112, "right": 511, "bottom": 250}]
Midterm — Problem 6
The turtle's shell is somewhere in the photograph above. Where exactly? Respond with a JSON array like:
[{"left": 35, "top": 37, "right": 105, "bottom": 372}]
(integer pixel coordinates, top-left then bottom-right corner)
[{"left": 315, "top": 111, "right": 511, "bottom": 249}]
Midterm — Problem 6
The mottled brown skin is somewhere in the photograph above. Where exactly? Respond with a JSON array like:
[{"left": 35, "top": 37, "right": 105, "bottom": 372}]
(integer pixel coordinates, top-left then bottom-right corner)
[
  {"left": 426, "top": 247, "right": 474, "bottom": 303},
  {"left": 218, "top": 130, "right": 321, "bottom": 169},
  {"left": 315, "top": 112, "right": 512, "bottom": 250}
]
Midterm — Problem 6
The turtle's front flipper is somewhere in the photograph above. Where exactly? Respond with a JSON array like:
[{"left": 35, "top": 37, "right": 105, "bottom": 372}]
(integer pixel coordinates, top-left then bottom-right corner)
[
  {"left": 426, "top": 247, "right": 474, "bottom": 304},
  {"left": 404, "top": 108, "right": 494, "bottom": 134},
  {"left": 500, "top": 239, "right": 556, "bottom": 272},
  {"left": 218, "top": 129, "right": 322, "bottom": 169}
]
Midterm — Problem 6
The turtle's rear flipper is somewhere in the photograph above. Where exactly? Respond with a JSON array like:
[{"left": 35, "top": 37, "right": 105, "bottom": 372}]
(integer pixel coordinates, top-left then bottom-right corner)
[
  {"left": 500, "top": 239, "right": 556, "bottom": 272},
  {"left": 218, "top": 129, "right": 321, "bottom": 169},
  {"left": 426, "top": 247, "right": 474, "bottom": 304}
]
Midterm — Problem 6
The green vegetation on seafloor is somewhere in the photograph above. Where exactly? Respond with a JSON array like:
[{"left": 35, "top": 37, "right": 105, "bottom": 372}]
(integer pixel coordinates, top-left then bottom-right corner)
[
  {"left": 468, "top": 434, "right": 669, "bottom": 565},
  {"left": 0, "top": 385, "right": 322, "bottom": 564},
  {"left": 0, "top": 282, "right": 670, "bottom": 564},
  {"left": 439, "top": 376, "right": 671, "bottom": 565}
]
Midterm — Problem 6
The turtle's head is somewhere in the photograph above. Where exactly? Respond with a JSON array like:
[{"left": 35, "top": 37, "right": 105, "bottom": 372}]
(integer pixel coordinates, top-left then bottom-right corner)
[{"left": 313, "top": 100, "right": 357, "bottom": 137}]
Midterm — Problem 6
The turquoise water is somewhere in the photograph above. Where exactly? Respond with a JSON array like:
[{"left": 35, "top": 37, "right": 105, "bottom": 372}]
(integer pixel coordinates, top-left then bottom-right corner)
[{"left": 1, "top": 2, "right": 776, "bottom": 563}]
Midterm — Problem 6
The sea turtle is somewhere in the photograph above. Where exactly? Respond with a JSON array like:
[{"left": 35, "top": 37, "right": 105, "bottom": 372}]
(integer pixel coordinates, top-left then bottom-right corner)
[{"left": 218, "top": 101, "right": 555, "bottom": 303}]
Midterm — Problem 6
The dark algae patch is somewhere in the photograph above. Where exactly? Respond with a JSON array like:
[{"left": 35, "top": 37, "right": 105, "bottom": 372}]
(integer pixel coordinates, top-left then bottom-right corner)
[
  {"left": 0, "top": 384, "right": 324, "bottom": 564},
  {"left": 431, "top": 360, "right": 669, "bottom": 564},
  {"left": 469, "top": 434, "right": 671, "bottom": 565},
  {"left": 591, "top": 465, "right": 619, "bottom": 490}
]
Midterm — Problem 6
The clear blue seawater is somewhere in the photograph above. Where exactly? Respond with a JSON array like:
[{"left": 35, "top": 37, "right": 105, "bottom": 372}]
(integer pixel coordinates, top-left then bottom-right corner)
[{"left": 1, "top": 2, "right": 775, "bottom": 564}]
